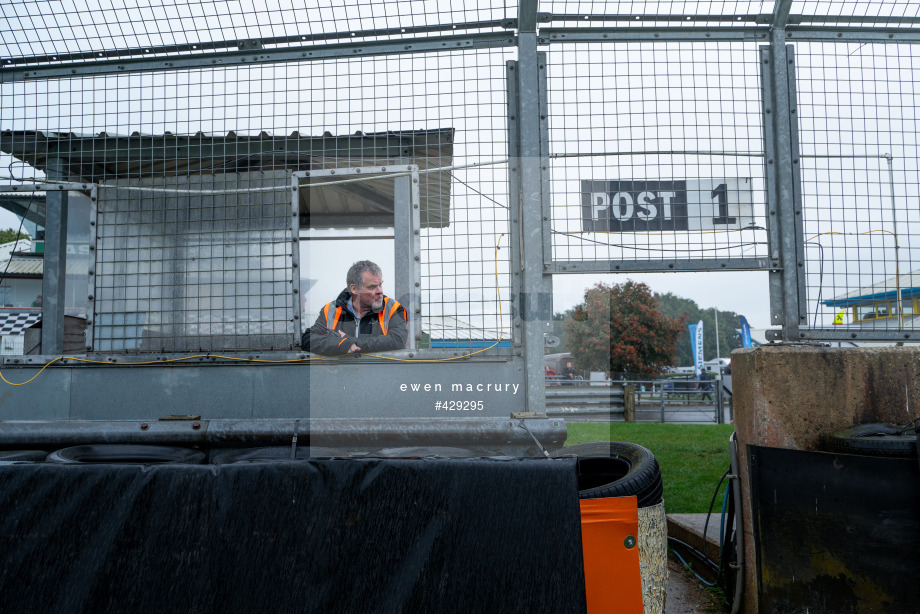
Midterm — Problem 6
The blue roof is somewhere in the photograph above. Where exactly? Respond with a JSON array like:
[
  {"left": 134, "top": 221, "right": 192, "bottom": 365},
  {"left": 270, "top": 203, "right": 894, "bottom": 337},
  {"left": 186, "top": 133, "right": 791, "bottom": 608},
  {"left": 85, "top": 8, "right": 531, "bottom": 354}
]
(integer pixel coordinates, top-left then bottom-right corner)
[{"left": 822, "top": 286, "right": 920, "bottom": 308}]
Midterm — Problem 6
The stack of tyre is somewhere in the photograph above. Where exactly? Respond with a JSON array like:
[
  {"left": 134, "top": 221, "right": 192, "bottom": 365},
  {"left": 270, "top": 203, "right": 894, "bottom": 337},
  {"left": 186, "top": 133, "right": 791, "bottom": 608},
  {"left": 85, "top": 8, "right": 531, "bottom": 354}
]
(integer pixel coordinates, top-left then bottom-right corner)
[
  {"left": 553, "top": 442, "right": 663, "bottom": 506},
  {"left": 827, "top": 422, "right": 919, "bottom": 459},
  {"left": 0, "top": 450, "right": 48, "bottom": 464},
  {"left": 46, "top": 445, "right": 207, "bottom": 464},
  {"left": 555, "top": 442, "right": 667, "bottom": 613}
]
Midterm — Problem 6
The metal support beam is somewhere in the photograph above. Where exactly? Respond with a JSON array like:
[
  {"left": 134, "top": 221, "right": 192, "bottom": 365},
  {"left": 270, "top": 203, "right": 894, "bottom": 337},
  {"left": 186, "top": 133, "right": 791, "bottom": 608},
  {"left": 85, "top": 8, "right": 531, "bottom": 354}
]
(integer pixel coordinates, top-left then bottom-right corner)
[
  {"left": 771, "top": 0, "right": 794, "bottom": 29},
  {"left": 798, "top": 329, "right": 917, "bottom": 342},
  {"left": 41, "top": 159, "right": 69, "bottom": 355},
  {"left": 393, "top": 163, "right": 421, "bottom": 349},
  {"left": 506, "top": 61, "right": 524, "bottom": 349},
  {"left": 0, "top": 32, "right": 517, "bottom": 83},
  {"left": 548, "top": 258, "right": 773, "bottom": 273},
  {"left": 786, "top": 28, "right": 920, "bottom": 43},
  {"left": 761, "top": 38, "right": 806, "bottom": 341},
  {"left": 516, "top": 0, "right": 551, "bottom": 412},
  {"left": 290, "top": 174, "right": 303, "bottom": 348},
  {"left": 541, "top": 27, "right": 770, "bottom": 42}
]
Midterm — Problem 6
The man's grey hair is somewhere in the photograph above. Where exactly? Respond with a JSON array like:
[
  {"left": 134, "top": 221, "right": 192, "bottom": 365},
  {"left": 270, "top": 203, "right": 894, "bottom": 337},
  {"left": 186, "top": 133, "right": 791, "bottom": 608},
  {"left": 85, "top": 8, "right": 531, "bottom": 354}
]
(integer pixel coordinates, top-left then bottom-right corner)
[{"left": 346, "top": 260, "right": 382, "bottom": 290}]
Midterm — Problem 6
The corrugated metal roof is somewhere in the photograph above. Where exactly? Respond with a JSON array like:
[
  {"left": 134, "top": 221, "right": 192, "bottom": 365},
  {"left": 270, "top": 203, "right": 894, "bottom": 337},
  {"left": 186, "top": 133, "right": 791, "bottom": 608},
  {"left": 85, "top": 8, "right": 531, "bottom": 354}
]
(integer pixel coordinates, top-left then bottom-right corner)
[
  {"left": 0, "top": 256, "right": 86, "bottom": 277},
  {"left": 1, "top": 128, "right": 453, "bottom": 229},
  {"left": 823, "top": 268, "right": 920, "bottom": 307}
]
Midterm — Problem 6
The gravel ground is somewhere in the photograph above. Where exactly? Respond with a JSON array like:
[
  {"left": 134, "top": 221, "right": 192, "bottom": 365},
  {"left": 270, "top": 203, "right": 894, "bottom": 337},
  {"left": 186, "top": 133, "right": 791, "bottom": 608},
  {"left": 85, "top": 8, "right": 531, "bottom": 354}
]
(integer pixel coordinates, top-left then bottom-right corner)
[{"left": 666, "top": 553, "right": 725, "bottom": 613}]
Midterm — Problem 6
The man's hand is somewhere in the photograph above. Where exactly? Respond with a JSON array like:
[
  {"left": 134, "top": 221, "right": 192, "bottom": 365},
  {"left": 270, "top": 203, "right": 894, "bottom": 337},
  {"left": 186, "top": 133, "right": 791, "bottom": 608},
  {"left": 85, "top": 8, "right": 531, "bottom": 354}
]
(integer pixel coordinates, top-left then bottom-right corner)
[{"left": 333, "top": 329, "right": 361, "bottom": 354}]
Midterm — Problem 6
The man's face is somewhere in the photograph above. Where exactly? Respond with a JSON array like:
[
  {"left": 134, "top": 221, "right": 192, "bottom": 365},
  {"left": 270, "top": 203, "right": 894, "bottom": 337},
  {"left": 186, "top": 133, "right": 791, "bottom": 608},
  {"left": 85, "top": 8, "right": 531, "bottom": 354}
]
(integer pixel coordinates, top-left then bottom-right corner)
[{"left": 352, "top": 271, "right": 384, "bottom": 312}]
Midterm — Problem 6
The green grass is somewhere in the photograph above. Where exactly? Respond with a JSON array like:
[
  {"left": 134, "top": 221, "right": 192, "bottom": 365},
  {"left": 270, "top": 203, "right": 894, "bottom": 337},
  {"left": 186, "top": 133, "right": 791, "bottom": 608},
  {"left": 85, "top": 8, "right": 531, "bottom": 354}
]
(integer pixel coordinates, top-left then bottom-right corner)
[{"left": 565, "top": 422, "right": 735, "bottom": 514}]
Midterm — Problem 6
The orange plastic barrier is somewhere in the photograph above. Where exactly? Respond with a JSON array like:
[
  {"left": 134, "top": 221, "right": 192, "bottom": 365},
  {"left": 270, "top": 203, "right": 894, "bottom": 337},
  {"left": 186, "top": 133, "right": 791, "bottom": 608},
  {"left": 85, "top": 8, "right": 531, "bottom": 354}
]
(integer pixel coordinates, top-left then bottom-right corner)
[{"left": 579, "top": 496, "right": 644, "bottom": 614}]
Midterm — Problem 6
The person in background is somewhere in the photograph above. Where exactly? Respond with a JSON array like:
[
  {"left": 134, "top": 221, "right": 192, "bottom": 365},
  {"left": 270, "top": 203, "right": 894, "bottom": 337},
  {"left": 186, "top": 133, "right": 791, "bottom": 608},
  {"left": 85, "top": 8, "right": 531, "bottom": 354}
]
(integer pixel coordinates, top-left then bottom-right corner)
[
  {"left": 699, "top": 370, "right": 713, "bottom": 401},
  {"left": 563, "top": 361, "right": 579, "bottom": 380}
]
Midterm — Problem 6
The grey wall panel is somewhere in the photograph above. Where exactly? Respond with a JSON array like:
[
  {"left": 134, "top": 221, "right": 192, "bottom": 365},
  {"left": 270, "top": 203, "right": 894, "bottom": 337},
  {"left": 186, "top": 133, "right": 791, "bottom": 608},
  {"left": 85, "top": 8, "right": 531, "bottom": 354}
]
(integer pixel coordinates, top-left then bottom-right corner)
[
  {"left": 0, "top": 359, "right": 526, "bottom": 421},
  {"left": 0, "top": 370, "right": 72, "bottom": 420},
  {"left": 304, "top": 360, "right": 526, "bottom": 419},
  {"left": 66, "top": 365, "right": 257, "bottom": 420}
]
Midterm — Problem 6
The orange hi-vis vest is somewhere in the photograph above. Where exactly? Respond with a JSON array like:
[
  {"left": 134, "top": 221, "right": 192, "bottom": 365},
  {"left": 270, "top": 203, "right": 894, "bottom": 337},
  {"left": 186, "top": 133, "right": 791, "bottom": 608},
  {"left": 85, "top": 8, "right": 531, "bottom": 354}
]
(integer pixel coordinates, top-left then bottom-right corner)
[{"left": 323, "top": 297, "right": 406, "bottom": 336}]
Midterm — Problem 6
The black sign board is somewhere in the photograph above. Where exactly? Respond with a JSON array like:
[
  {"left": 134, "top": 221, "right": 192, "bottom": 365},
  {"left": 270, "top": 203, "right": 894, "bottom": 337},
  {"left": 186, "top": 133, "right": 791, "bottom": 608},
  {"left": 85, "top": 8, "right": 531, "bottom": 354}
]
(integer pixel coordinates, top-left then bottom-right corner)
[{"left": 582, "top": 180, "right": 689, "bottom": 232}]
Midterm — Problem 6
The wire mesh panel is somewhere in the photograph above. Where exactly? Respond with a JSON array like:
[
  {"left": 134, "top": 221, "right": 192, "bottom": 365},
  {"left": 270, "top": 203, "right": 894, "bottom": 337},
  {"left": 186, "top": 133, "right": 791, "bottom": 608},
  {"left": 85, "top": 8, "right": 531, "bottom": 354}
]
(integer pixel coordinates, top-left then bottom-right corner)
[
  {"left": 0, "top": 48, "right": 516, "bottom": 354},
  {"left": 794, "top": 40, "right": 920, "bottom": 337},
  {"left": 3, "top": 0, "right": 920, "bottom": 353},
  {"left": 284, "top": 50, "right": 514, "bottom": 353},
  {"left": 93, "top": 171, "right": 295, "bottom": 353},
  {"left": 545, "top": 40, "right": 770, "bottom": 272},
  {"left": 0, "top": 1, "right": 516, "bottom": 62}
]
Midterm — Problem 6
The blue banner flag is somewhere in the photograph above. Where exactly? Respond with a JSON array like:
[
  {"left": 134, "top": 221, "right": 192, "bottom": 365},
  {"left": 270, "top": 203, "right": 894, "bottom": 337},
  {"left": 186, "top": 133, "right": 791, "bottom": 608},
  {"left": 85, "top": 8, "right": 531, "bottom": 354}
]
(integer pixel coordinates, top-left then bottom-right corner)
[
  {"left": 689, "top": 320, "right": 704, "bottom": 375},
  {"left": 739, "top": 316, "right": 752, "bottom": 348}
]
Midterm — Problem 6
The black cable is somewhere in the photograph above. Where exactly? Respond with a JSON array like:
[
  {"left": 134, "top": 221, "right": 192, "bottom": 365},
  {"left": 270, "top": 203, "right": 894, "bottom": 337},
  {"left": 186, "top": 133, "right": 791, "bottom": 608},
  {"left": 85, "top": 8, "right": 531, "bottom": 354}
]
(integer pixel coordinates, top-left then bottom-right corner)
[
  {"left": 805, "top": 242, "right": 825, "bottom": 327},
  {"left": 551, "top": 230, "right": 767, "bottom": 253},
  {"left": 702, "top": 467, "right": 730, "bottom": 563},
  {"left": 895, "top": 418, "right": 920, "bottom": 435},
  {"left": 667, "top": 535, "right": 721, "bottom": 576}
]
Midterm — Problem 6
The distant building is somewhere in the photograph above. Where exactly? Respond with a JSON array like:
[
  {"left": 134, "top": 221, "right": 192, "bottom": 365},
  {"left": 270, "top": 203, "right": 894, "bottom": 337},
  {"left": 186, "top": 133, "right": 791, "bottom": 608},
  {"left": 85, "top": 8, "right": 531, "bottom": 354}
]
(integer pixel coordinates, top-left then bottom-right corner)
[
  {"left": 0, "top": 239, "right": 42, "bottom": 354},
  {"left": 821, "top": 268, "right": 920, "bottom": 329}
]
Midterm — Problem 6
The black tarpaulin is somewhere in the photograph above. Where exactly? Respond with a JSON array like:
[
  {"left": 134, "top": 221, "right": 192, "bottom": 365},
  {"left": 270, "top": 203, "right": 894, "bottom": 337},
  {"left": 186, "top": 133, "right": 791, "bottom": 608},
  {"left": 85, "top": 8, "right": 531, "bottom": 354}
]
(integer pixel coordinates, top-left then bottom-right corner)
[
  {"left": 749, "top": 445, "right": 920, "bottom": 613},
  {"left": 0, "top": 458, "right": 587, "bottom": 614}
]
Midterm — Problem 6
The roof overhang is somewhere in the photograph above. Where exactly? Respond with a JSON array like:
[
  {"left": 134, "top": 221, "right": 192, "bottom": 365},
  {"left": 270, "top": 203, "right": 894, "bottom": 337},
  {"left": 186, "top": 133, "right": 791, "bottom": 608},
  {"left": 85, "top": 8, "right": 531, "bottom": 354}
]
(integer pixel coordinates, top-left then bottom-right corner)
[{"left": 1, "top": 128, "right": 454, "bottom": 229}]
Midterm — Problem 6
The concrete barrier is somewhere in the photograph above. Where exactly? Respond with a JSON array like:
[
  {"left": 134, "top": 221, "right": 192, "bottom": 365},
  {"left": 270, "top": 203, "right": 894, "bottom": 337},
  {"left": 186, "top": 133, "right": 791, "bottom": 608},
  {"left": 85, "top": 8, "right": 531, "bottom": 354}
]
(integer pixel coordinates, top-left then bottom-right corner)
[{"left": 732, "top": 345, "right": 920, "bottom": 614}]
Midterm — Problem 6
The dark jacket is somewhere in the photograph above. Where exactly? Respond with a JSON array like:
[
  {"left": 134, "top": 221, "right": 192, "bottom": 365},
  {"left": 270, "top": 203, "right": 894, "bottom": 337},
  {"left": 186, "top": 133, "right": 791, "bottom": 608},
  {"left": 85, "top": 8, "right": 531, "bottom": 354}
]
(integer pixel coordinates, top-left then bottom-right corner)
[{"left": 302, "top": 288, "right": 408, "bottom": 356}]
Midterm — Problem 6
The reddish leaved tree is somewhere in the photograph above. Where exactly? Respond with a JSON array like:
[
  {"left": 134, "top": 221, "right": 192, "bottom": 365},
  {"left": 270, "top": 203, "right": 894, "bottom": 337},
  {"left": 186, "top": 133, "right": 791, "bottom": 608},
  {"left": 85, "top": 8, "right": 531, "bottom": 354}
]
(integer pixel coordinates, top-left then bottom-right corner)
[{"left": 564, "top": 281, "right": 686, "bottom": 377}]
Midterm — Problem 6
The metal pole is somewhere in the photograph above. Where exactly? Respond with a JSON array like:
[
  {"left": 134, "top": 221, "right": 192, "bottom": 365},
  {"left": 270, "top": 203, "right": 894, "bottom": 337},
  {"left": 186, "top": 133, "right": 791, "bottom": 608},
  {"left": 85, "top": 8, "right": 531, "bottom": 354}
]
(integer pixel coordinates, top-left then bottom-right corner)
[
  {"left": 716, "top": 384, "right": 723, "bottom": 424},
  {"left": 714, "top": 307, "right": 721, "bottom": 364},
  {"left": 516, "top": 0, "right": 552, "bottom": 412},
  {"left": 659, "top": 384, "right": 666, "bottom": 423},
  {"left": 42, "top": 158, "right": 69, "bottom": 355},
  {"left": 885, "top": 154, "right": 903, "bottom": 330}
]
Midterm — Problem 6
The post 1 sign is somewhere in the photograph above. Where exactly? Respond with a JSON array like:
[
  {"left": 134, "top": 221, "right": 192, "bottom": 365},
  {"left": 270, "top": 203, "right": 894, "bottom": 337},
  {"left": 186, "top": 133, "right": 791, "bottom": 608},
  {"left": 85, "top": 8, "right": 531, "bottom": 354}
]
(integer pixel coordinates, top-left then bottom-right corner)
[{"left": 581, "top": 179, "right": 754, "bottom": 232}]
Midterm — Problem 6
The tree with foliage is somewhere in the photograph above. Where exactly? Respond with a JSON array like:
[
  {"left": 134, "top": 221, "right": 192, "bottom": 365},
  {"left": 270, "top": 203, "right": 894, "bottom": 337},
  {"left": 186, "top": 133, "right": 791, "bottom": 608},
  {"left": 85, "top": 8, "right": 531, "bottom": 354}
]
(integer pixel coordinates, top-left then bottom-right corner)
[
  {"left": 0, "top": 228, "right": 29, "bottom": 245},
  {"left": 565, "top": 281, "right": 686, "bottom": 377},
  {"left": 654, "top": 292, "right": 744, "bottom": 367},
  {"left": 551, "top": 307, "right": 575, "bottom": 354}
]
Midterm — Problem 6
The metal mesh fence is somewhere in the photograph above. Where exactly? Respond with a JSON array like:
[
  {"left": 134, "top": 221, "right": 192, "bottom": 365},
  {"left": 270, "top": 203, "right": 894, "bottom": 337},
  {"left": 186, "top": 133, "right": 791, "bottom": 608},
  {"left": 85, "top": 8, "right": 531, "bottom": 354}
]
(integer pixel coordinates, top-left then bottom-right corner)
[
  {"left": 546, "top": 41, "right": 770, "bottom": 270},
  {"left": 0, "top": 44, "right": 515, "bottom": 353},
  {"left": 93, "top": 171, "right": 295, "bottom": 353},
  {"left": 0, "top": 1, "right": 516, "bottom": 63},
  {"left": 2, "top": 1, "right": 920, "bottom": 352},
  {"left": 794, "top": 41, "right": 920, "bottom": 335}
]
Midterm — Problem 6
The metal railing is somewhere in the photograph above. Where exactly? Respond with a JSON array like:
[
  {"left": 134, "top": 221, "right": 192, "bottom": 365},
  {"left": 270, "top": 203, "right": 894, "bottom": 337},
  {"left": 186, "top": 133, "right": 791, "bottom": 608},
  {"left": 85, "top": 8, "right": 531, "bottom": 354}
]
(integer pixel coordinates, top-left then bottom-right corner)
[{"left": 545, "top": 377, "right": 730, "bottom": 424}]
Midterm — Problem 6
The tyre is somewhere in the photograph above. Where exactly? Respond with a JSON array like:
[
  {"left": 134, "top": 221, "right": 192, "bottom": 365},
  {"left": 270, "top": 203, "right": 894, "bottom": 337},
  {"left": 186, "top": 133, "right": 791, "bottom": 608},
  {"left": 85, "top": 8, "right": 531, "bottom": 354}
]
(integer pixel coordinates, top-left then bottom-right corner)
[
  {"left": 0, "top": 450, "right": 47, "bottom": 462},
  {"left": 367, "top": 446, "right": 502, "bottom": 459},
  {"left": 210, "top": 446, "right": 347, "bottom": 463},
  {"left": 827, "top": 423, "right": 917, "bottom": 459},
  {"left": 551, "top": 441, "right": 664, "bottom": 507},
  {"left": 47, "top": 444, "right": 206, "bottom": 465}
]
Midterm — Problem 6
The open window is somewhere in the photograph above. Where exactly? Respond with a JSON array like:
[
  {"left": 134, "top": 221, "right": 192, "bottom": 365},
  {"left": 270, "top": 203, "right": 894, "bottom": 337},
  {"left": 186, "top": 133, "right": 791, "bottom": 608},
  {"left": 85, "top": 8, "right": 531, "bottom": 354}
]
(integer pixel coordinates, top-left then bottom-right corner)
[{"left": 295, "top": 166, "right": 422, "bottom": 350}]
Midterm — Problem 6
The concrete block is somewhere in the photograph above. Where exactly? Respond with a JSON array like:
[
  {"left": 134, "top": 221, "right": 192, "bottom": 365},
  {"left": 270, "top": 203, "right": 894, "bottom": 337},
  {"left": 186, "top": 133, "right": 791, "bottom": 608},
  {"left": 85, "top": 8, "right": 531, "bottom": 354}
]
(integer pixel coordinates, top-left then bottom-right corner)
[{"left": 731, "top": 345, "right": 920, "bottom": 614}]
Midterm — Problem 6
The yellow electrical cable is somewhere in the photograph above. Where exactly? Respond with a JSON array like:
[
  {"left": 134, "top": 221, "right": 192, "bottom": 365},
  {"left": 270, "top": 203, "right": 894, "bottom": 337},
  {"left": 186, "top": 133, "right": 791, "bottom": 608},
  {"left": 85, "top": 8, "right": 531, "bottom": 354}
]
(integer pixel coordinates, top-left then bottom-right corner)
[{"left": 0, "top": 356, "right": 64, "bottom": 386}]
